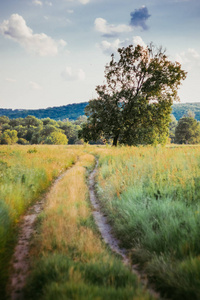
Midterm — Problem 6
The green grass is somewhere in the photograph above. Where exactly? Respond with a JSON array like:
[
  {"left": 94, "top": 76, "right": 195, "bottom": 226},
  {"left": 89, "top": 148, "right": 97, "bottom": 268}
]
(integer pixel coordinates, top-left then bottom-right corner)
[
  {"left": 95, "top": 145, "right": 200, "bottom": 299},
  {"left": 24, "top": 152, "right": 153, "bottom": 300},
  {"left": 0, "top": 145, "right": 77, "bottom": 299},
  {"left": 25, "top": 254, "right": 148, "bottom": 300}
]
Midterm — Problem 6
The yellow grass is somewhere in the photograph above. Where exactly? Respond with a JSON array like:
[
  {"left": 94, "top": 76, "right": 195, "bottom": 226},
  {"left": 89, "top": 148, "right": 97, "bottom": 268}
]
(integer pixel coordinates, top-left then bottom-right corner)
[{"left": 36, "top": 153, "right": 105, "bottom": 261}]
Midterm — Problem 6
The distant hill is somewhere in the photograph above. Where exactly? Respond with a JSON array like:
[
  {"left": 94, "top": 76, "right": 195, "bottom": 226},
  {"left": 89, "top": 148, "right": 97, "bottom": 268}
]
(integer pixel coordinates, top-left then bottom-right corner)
[
  {"left": 0, "top": 102, "right": 88, "bottom": 121},
  {"left": 172, "top": 102, "right": 200, "bottom": 121},
  {"left": 0, "top": 101, "right": 200, "bottom": 121}
]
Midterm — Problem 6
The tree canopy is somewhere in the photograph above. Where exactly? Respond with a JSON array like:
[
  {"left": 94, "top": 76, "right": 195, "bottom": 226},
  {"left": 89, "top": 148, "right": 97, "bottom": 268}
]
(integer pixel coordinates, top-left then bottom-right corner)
[
  {"left": 0, "top": 115, "right": 85, "bottom": 145},
  {"left": 175, "top": 116, "right": 200, "bottom": 144},
  {"left": 80, "top": 44, "right": 187, "bottom": 146}
]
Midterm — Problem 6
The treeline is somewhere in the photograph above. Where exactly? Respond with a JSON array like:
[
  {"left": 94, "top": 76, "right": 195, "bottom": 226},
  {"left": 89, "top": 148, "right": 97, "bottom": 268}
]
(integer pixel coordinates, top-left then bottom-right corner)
[
  {"left": 1, "top": 102, "right": 200, "bottom": 122},
  {"left": 0, "top": 112, "right": 200, "bottom": 146},
  {"left": 0, "top": 102, "right": 88, "bottom": 121},
  {"left": 0, "top": 115, "right": 87, "bottom": 145}
]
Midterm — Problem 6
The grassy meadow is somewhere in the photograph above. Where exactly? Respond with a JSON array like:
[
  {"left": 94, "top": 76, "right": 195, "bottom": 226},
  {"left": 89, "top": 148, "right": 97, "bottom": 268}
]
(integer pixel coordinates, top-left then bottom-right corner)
[
  {"left": 24, "top": 150, "right": 152, "bottom": 300},
  {"left": 0, "top": 145, "right": 78, "bottom": 297},
  {"left": 95, "top": 145, "right": 200, "bottom": 299},
  {"left": 1, "top": 144, "right": 200, "bottom": 299}
]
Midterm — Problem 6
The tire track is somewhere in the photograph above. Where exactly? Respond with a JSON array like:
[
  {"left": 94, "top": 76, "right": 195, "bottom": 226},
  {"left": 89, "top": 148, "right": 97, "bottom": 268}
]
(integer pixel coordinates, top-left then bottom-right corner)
[
  {"left": 89, "top": 159, "right": 162, "bottom": 300},
  {"left": 6, "top": 171, "right": 70, "bottom": 300}
]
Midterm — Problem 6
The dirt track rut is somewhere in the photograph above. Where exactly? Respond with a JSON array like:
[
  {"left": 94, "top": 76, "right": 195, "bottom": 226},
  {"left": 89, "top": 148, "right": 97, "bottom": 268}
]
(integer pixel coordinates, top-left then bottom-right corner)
[
  {"left": 7, "top": 173, "right": 66, "bottom": 300},
  {"left": 88, "top": 159, "right": 162, "bottom": 300}
]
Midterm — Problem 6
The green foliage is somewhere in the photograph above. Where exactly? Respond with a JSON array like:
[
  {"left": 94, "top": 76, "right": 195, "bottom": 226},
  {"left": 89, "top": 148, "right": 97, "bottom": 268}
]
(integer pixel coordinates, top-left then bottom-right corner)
[
  {"left": 45, "top": 132, "right": 68, "bottom": 145},
  {"left": 80, "top": 44, "right": 186, "bottom": 146},
  {"left": 172, "top": 102, "right": 200, "bottom": 121},
  {"left": 0, "top": 115, "right": 83, "bottom": 145},
  {"left": 23, "top": 115, "right": 43, "bottom": 128},
  {"left": 17, "top": 138, "right": 30, "bottom": 145},
  {"left": 186, "top": 109, "right": 195, "bottom": 118},
  {"left": 0, "top": 116, "right": 9, "bottom": 125},
  {"left": 25, "top": 255, "right": 148, "bottom": 300},
  {"left": 169, "top": 114, "right": 178, "bottom": 142},
  {"left": 175, "top": 117, "right": 200, "bottom": 144},
  {"left": 0, "top": 102, "right": 88, "bottom": 121},
  {"left": 57, "top": 121, "right": 80, "bottom": 144},
  {"left": 1, "top": 102, "right": 200, "bottom": 123},
  {"left": 0, "top": 129, "right": 18, "bottom": 144}
]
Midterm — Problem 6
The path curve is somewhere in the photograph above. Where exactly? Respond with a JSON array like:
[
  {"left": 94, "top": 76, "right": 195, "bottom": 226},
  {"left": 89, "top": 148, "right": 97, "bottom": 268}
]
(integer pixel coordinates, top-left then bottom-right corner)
[
  {"left": 6, "top": 171, "right": 69, "bottom": 300},
  {"left": 89, "top": 159, "right": 162, "bottom": 300}
]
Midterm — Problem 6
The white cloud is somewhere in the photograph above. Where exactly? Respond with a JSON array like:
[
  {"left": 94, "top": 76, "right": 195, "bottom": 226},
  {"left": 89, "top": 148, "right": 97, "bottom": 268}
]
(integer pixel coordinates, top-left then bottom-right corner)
[
  {"left": 61, "top": 66, "right": 86, "bottom": 81},
  {"left": 132, "top": 36, "right": 146, "bottom": 48},
  {"left": 98, "top": 36, "right": 146, "bottom": 56},
  {"left": 176, "top": 48, "right": 200, "bottom": 69},
  {"left": 59, "top": 39, "right": 67, "bottom": 47},
  {"left": 5, "top": 78, "right": 17, "bottom": 83},
  {"left": 0, "top": 14, "right": 67, "bottom": 56},
  {"left": 98, "top": 39, "right": 123, "bottom": 55},
  {"left": 94, "top": 18, "right": 133, "bottom": 36},
  {"left": 29, "top": 81, "right": 42, "bottom": 90},
  {"left": 32, "top": 0, "right": 43, "bottom": 6},
  {"left": 67, "top": 9, "right": 74, "bottom": 13}
]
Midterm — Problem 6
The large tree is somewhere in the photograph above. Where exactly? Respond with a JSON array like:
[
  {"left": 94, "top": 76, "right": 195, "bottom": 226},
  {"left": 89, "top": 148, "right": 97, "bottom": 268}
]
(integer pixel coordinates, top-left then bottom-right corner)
[{"left": 80, "top": 44, "right": 187, "bottom": 146}]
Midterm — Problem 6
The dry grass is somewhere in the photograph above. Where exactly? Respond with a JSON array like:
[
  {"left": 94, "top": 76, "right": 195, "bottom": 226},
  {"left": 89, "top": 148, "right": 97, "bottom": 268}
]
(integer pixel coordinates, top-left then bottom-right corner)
[{"left": 34, "top": 153, "right": 105, "bottom": 260}]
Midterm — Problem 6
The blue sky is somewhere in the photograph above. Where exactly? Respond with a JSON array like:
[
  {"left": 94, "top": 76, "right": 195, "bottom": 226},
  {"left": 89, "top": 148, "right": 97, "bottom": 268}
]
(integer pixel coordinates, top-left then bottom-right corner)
[{"left": 0, "top": 0, "right": 200, "bottom": 109}]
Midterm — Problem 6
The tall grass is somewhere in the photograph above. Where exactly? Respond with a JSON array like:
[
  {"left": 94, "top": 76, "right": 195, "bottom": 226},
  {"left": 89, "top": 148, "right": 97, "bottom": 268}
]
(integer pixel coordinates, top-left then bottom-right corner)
[
  {"left": 25, "top": 152, "right": 153, "bottom": 300},
  {"left": 0, "top": 145, "right": 77, "bottom": 298},
  {"left": 95, "top": 145, "right": 200, "bottom": 299}
]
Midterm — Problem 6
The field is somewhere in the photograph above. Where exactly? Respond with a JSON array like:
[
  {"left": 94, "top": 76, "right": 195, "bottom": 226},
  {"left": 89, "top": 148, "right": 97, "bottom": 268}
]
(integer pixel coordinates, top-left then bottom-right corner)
[
  {"left": 0, "top": 145, "right": 78, "bottom": 297},
  {"left": 95, "top": 145, "right": 200, "bottom": 299},
  {"left": 1, "top": 144, "right": 200, "bottom": 299}
]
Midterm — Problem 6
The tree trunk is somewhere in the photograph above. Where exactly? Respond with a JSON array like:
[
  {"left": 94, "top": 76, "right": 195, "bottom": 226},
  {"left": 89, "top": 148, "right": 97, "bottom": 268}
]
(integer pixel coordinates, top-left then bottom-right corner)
[{"left": 113, "top": 133, "right": 119, "bottom": 146}]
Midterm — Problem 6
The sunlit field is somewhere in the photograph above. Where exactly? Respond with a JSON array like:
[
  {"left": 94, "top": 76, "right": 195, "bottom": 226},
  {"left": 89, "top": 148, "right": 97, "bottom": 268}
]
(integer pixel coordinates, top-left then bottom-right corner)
[
  {"left": 1, "top": 144, "right": 200, "bottom": 299},
  {"left": 0, "top": 145, "right": 78, "bottom": 297},
  {"left": 95, "top": 145, "right": 200, "bottom": 299},
  {"left": 25, "top": 152, "right": 151, "bottom": 300}
]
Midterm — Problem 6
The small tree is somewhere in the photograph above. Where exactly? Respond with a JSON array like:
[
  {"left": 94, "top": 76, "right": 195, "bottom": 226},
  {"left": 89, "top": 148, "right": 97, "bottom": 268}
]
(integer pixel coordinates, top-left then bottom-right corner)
[
  {"left": 45, "top": 132, "right": 68, "bottom": 145},
  {"left": 175, "top": 117, "right": 200, "bottom": 144},
  {"left": 0, "top": 129, "right": 18, "bottom": 144},
  {"left": 80, "top": 44, "right": 186, "bottom": 146}
]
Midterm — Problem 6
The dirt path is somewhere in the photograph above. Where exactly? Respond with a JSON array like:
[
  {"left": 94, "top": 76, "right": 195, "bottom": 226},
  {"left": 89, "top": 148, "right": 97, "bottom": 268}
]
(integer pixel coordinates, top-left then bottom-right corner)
[
  {"left": 7, "top": 158, "right": 162, "bottom": 300},
  {"left": 89, "top": 160, "right": 162, "bottom": 300},
  {"left": 6, "top": 172, "right": 67, "bottom": 300}
]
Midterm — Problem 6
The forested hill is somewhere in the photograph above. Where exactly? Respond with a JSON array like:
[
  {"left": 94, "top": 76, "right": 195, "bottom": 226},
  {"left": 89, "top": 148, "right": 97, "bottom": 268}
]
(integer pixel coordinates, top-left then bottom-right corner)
[
  {"left": 0, "top": 101, "right": 200, "bottom": 121},
  {"left": 172, "top": 102, "right": 200, "bottom": 121},
  {"left": 0, "top": 102, "right": 88, "bottom": 121}
]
